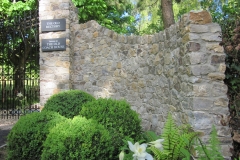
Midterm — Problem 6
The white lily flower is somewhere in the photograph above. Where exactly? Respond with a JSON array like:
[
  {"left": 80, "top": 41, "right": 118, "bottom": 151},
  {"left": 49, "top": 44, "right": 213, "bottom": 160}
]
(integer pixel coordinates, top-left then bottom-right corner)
[
  {"left": 119, "top": 151, "right": 124, "bottom": 160},
  {"left": 149, "top": 139, "right": 164, "bottom": 150},
  {"left": 17, "top": 92, "right": 23, "bottom": 97},
  {"left": 128, "top": 141, "right": 153, "bottom": 160}
]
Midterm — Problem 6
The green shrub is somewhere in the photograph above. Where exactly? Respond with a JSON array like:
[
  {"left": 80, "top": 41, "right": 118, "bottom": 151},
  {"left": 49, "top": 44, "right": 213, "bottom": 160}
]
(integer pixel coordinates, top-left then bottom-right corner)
[
  {"left": 79, "top": 98, "right": 143, "bottom": 159},
  {"left": 41, "top": 116, "right": 114, "bottom": 160},
  {"left": 42, "top": 90, "right": 95, "bottom": 118},
  {"left": 7, "top": 111, "right": 67, "bottom": 160}
]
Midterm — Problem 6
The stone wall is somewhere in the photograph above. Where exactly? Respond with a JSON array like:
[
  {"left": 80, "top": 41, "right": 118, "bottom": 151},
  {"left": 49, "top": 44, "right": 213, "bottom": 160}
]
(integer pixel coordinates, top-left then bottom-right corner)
[{"left": 39, "top": 0, "right": 231, "bottom": 158}]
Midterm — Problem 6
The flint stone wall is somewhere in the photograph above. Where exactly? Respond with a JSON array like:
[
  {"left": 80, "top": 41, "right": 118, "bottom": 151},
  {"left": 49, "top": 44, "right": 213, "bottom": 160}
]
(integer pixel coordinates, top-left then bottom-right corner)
[{"left": 39, "top": 0, "right": 231, "bottom": 157}]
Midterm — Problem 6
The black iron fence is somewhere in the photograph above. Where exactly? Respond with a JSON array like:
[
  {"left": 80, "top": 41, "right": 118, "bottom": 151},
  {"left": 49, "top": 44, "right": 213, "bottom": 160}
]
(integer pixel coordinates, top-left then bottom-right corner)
[{"left": 0, "top": 8, "right": 40, "bottom": 119}]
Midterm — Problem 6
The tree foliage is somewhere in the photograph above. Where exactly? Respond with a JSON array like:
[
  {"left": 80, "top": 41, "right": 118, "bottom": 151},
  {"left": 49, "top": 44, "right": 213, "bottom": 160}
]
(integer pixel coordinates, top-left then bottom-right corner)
[
  {"left": 71, "top": 0, "right": 137, "bottom": 34},
  {"left": 173, "top": 0, "right": 201, "bottom": 20},
  {"left": 0, "top": 0, "right": 36, "bottom": 18},
  {"left": 0, "top": 0, "right": 39, "bottom": 92},
  {"left": 134, "top": 0, "right": 163, "bottom": 35},
  {"left": 134, "top": 0, "right": 201, "bottom": 35}
]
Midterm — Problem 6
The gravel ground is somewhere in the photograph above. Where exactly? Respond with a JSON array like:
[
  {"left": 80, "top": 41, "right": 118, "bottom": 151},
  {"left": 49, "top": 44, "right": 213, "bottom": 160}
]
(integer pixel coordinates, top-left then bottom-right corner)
[
  {"left": 0, "top": 119, "right": 18, "bottom": 147},
  {"left": 0, "top": 145, "right": 7, "bottom": 160},
  {"left": 0, "top": 119, "right": 18, "bottom": 160}
]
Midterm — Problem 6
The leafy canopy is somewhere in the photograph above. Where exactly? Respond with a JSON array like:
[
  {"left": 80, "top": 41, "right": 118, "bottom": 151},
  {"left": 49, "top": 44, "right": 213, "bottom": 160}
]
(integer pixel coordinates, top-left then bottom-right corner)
[
  {"left": 134, "top": 0, "right": 201, "bottom": 35},
  {"left": 71, "top": 0, "right": 136, "bottom": 34},
  {"left": 1, "top": 0, "right": 136, "bottom": 34},
  {"left": 0, "top": 0, "right": 37, "bottom": 18}
]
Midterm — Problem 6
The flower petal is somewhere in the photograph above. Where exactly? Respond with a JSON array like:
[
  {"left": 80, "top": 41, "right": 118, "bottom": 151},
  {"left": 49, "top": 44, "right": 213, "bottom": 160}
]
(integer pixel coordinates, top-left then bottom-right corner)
[
  {"left": 17, "top": 92, "right": 23, "bottom": 97},
  {"left": 128, "top": 141, "right": 135, "bottom": 152},
  {"left": 145, "top": 153, "right": 153, "bottom": 160},
  {"left": 156, "top": 139, "right": 164, "bottom": 143},
  {"left": 140, "top": 143, "right": 148, "bottom": 148},
  {"left": 149, "top": 139, "right": 164, "bottom": 150},
  {"left": 149, "top": 139, "right": 164, "bottom": 145},
  {"left": 156, "top": 143, "right": 164, "bottom": 150},
  {"left": 135, "top": 152, "right": 146, "bottom": 158},
  {"left": 139, "top": 143, "right": 147, "bottom": 152},
  {"left": 135, "top": 142, "right": 140, "bottom": 148},
  {"left": 119, "top": 151, "right": 124, "bottom": 160}
]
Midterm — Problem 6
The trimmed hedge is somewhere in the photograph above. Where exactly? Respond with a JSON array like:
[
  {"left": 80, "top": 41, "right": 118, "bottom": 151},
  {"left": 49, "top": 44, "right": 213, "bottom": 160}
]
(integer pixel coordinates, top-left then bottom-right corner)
[
  {"left": 7, "top": 111, "right": 67, "bottom": 160},
  {"left": 42, "top": 90, "right": 95, "bottom": 118},
  {"left": 41, "top": 116, "right": 114, "bottom": 160},
  {"left": 79, "top": 98, "right": 143, "bottom": 159}
]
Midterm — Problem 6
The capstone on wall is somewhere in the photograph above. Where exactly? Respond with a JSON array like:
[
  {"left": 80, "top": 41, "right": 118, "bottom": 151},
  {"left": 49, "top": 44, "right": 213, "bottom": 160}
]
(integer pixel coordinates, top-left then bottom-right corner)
[{"left": 39, "top": 0, "right": 231, "bottom": 158}]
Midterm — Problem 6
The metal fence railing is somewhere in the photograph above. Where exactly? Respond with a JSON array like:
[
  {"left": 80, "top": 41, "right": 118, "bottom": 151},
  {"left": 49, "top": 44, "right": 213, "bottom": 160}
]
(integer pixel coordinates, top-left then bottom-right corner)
[{"left": 0, "top": 8, "right": 40, "bottom": 119}]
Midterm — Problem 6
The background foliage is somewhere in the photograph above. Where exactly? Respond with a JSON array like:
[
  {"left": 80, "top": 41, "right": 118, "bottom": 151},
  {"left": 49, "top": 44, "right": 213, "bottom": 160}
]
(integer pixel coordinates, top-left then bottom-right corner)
[
  {"left": 0, "top": 0, "right": 40, "bottom": 109},
  {"left": 0, "top": 0, "right": 36, "bottom": 17},
  {"left": 71, "top": 0, "right": 137, "bottom": 34}
]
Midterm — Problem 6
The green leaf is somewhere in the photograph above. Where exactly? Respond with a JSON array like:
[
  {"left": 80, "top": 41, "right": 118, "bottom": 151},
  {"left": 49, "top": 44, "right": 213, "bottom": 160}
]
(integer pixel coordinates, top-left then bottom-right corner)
[{"left": 180, "top": 148, "right": 191, "bottom": 160}]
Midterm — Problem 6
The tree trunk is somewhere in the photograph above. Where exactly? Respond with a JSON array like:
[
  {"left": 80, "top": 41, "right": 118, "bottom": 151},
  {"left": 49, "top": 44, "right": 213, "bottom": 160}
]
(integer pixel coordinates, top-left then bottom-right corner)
[
  {"left": 14, "top": 66, "right": 25, "bottom": 94},
  {"left": 11, "top": 38, "right": 31, "bottom": 94},
  {"left": 161, "top": 0, "right": 175, "bottom": 29}
]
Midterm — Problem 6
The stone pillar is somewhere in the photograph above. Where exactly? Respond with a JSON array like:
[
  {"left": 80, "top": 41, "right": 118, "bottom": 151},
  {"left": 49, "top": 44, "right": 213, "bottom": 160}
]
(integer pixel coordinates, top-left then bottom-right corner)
[
  {"left": 185, "top": 10, "right": 231, "bottom": 157},
  {"left": 39, "top": 0, "right": 78, "bottom": 105}
]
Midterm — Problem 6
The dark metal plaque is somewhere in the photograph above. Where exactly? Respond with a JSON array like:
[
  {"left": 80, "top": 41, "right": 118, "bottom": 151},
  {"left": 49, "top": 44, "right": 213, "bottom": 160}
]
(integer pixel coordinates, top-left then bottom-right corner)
[
  {"left": 41, "top": 38, "right": 66, "bottom": 52},
  {"left": 41, "top": 19, "right": 66, "bottom": 32}
]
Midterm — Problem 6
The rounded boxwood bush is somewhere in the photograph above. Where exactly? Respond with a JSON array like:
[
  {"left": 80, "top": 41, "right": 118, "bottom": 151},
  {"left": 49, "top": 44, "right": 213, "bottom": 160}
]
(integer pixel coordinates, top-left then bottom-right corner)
[
  {"left": 79, "top": 98, "right": 143, "bottom": 158},
  {"left": 41, "top": 116, "right": 114, "bottom": 160},
  {"left": 42, "top": 90, "right": 95, "bottom": 118},
  {"left": 7, "top": 111, "right": 67, "bottom": 160}
]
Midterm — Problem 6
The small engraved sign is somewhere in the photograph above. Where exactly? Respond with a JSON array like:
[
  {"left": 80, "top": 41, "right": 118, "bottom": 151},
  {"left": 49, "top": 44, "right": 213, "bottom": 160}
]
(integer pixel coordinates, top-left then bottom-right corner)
[
  {"left": 41, "top": 38, "right": 66, "bottom": 52},
  {"left": 41, "top": 19, "right": 66, "bottom": 32}
]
